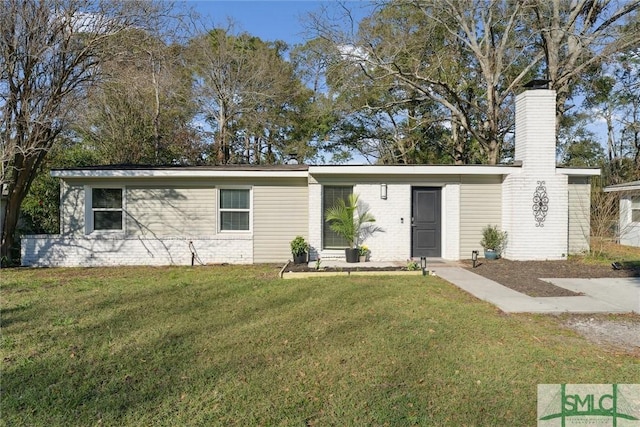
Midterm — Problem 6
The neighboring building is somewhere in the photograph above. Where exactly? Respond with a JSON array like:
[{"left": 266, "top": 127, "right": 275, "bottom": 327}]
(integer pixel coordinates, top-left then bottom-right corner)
[
  {"left": 21, "top": 89, "right": 600, "bottom": 267},
  {"left": 604, "top": 181, "right": 640, "bottom": 247}
]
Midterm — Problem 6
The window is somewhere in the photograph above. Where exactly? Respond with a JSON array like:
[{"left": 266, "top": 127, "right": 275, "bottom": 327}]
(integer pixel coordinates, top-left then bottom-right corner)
[
  {"left": 219, "top": 189, "right": 250, "bottom": 231},
  {"left": 92, "top": 188, "right": 123, "bottom": 231},
  {"left": 323, "top": 186, "right": 353, "bottom": 249},
  {"left": 632, "top": 197, "right": 640, "bottom": 222}
]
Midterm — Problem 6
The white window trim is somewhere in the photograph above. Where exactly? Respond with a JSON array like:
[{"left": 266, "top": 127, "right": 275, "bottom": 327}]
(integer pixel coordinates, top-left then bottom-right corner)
[
  {"left": 631, "top": 196, "right": 640, "bottom": 223},
  {"left": 218, "top": 187, "right": 253, "bottom": 233},
  {"left": 322, "top": 185, "right": 354, "bottom": 250},
  {"left": 85, "top": 185, "right": 126, "bottom": 234}
]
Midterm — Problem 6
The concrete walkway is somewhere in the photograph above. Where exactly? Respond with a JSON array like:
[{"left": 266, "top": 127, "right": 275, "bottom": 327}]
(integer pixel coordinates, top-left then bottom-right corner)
[
  {"left": 432, "top": 267, "right": 640, "bottom": 314},
  {"left": 307, "top": 259, "right": 639, "bottom": 313}
]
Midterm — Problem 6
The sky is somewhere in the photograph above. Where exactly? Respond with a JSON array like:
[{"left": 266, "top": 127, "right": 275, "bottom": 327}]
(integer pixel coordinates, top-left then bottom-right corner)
[{"left": 187, "top": 1, "right": 372, "bottom": 46}]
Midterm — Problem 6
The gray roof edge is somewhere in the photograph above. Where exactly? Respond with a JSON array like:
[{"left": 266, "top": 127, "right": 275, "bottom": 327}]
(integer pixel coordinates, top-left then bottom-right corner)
[{"left": 604, "top": 180, "right": 640, "bottom": 192}]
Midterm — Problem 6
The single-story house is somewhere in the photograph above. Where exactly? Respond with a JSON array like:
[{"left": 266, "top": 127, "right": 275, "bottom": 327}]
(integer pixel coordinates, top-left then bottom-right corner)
[
  {"left": 21, "top": 89, "right": 600, "bottom": 267},
  {"left": 604, "top": 181, "right": 640, "bottom": 247}
]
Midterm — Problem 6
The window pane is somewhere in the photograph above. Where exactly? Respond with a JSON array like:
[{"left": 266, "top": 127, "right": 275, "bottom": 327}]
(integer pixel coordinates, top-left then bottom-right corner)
[
  {"left": 633, "top": 209, "right": 640, "bottom": 223},
  {"left": 221, "top": 211, "right": 249, "bottom": 231},
  {"left": 220, "top": 189, "right": 249, "bottom": 209},
  {"left": 323, "top": 186, "right": 352, "bottom": 249},
  {"left": 92, "top": 188, "right": 122, "bottom": 209},
  {"left": 632, "top": 196, "right": 640, "bottom": 209},
  {"left": 94, "top": 211, "right": 123, "bottom": 230}
]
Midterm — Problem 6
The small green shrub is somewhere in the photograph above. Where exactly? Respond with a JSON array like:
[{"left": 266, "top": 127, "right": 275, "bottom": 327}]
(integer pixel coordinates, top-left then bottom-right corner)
[
  {"left": 406, "top": 260, "right": 420, "bottom": 271},
  {"left": 290, "top": 236, "right": 309, "bottom": 256},
  {"left": 480, "top": 225, "right": 508, "bottom": 251}
]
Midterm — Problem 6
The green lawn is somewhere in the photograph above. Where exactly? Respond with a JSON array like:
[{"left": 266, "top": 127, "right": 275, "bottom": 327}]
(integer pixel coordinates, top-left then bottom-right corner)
[{"left": 1, "top": 265, "right": 638, "bottom": 426}]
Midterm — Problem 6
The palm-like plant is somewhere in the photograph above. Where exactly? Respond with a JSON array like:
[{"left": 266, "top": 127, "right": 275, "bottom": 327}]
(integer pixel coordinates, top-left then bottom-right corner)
[{"left": 325, "top": 193, "right": 377, "bottom": 249}]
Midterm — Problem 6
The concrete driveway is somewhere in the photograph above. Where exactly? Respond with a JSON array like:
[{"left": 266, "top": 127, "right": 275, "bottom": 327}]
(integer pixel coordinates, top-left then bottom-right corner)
[{"left": 433, "top": 268, "right": 640, "bottom": 314}]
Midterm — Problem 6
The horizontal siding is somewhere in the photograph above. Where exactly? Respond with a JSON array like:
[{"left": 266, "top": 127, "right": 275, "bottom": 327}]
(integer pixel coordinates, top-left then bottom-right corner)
[
  {"left": 568, "top": 177, "right": 590, "bottom": 253},
  {"left": 126, "top": 188, "right": 216, "bottom": 237},
  {"left": 459, "top": 176, "right": 502, "bottom": 257},
  {"left": 253, "top": 185, "right": 308, "bottom": 263},
  {"left": 61, "top": 182, "right": 85, "bottom": 236}
]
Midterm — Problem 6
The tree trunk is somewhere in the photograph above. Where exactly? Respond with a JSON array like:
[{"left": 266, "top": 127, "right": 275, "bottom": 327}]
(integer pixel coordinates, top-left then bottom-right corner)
[
  {"left": 1, "top": 150, "right": 46, "bottom": 264},
  {"left": 150, "top": 53, "right": 161, "bottom": 163}
]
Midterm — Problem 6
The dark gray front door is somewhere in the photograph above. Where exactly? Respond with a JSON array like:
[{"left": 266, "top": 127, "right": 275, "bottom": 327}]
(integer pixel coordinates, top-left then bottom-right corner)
[{"left": 412, "top": 187, "right": 441, "bottom": 257}]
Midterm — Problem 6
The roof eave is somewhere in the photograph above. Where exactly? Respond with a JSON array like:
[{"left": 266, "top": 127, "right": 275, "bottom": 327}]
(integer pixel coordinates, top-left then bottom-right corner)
[
  {"left": 51, "top": 169, "right": 309, "bottom": 179},
  {"left": 308, "top": 165, "right": 522, "bottom": 176}
]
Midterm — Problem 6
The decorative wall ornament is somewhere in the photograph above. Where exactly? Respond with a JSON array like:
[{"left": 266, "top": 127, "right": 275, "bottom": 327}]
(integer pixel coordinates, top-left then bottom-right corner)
[{"left": 532, "top": 181, "right": 548, "bottom": 227}]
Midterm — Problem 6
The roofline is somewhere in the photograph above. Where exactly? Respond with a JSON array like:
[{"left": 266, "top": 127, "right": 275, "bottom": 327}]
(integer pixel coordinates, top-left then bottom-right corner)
[
  {"left": 604, "top": 184, "right": 640, "bottom": 193},
  {"left": 51, "top": 168, "right": 309, "bottom": 179},
  {"left": 557, "top": 167, "right": 601, "bottom": 176},
  {"left": 50, "top": 163, "right": 601, "bottom": 179},
  {"left": 308, "top": 164, "right": 522, "bottom": 176}
]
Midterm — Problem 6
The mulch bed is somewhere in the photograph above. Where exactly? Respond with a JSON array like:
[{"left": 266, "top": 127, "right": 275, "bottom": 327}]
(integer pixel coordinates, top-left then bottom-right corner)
[
  {"left": 283, "top": 262, "right": 416, "bottom": 273},
  {"left": 283, "top": 259, "right": 640, "bottom": 299},
  {"left": 462, "top": 259, "right": 640, "bottom": 297}
]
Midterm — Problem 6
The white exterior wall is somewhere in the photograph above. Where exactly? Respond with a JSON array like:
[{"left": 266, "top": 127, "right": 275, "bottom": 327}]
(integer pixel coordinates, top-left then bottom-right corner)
[
  {"left": 442, "top": 184, "right": 460, "bottom": 260},
  {"left": 308, "top": 181, "right": 323, "bottom": 260},
  {"left": 514, "top": 90, "right": 557, "bottom": 175},
  {"left": 308, "top": 180, "right": 460, "bottom": 261},
  {"left": 502, "top": 89, "right": 570, "bottom": 260},
  {"left": 502, "top": 173, "right": 568, "bottom": 260},
  {"left": 352, "top": 183, "right": 411, "bottom": 262},
  {"left": 619, "top": 196, "right": 640, "bottom": 246},
  {"left": 60, "top": 181, "right": 85, "bottom": 236},
  {"left": 21, "top": 235, "right": 252, "bottom": 267},
  {"left": 22, "top": 179, "right": 301, "bottom": 267}
]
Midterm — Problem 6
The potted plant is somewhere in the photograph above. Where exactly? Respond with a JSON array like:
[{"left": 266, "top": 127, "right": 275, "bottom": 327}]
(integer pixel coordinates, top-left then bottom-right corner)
[
  {"left": 358, "top": 245, "right": 369, "bottom": 262},
  {"left": 480, "top": 225, "right": 507, "bottom": 260},
  {"left": 325, "top": 194, "right": 378, "bottom": 263},
  {"left": 290, "top": 235, "right": 309, "bottom": 264}
]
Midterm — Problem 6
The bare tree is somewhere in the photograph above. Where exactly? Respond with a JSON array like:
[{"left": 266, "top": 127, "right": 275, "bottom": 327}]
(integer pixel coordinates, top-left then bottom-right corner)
[
  {"left": 311, "top": 0, "right": 640, "bottom": 164},
  {"left": 77, "top": 30, "right": 203, "bottom": 165},
  {"left": 0, "top": 0, "right": 172, "bottom": 263},
  {"left": 532, "top": 0, "right": 640, "bottom": 130}
]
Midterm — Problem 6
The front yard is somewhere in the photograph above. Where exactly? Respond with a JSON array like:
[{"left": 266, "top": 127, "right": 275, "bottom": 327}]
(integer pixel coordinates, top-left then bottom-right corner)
[{"left": 1, "top": 265, "right": 638, "bottom": 426}]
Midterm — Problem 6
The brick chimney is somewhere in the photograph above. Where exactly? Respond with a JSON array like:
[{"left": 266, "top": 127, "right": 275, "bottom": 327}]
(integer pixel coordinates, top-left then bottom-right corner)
[{"left": 501, "top": 87, "right": 569, "bottom": 260}]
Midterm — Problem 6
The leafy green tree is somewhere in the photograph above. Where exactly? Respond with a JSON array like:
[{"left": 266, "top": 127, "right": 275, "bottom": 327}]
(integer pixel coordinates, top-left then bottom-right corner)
[
  {"left": 581, "top": 48, "right": 640, "bottom": 183},
  {"left": 190, "top": 29, "right": 323, "bottom": 164},
  {"left": 20, "top": 141, "right": 100, "bottom": 235}
]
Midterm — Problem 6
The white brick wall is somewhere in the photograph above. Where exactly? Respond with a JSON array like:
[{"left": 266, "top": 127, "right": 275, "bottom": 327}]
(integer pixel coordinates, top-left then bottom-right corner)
[
  {"left": 308, "top": 182, "right": 459, "bottom": 261},
  {"left": 502, "top": 89, "right": 571, "bottom": 260},
  {"left": 443, "top": 184, "right": 460, "bottom": 260},
  {"left": 21, "top": 235, "right": 253, "bottom": 267},
  {"left": 308, "top": 182, "right": 323, "bottom": 260},
  {"left": 309, "top": 183, "right": 413, "bottom": 262},
  {"left": 352, "top": 184, "right": 411, "bottom": 262},
  {"left": 502, "top": 174, "right": 568, "bottom": 260},
  {"left": 515, "top": 90, "right": 557, "bottom": 175}
]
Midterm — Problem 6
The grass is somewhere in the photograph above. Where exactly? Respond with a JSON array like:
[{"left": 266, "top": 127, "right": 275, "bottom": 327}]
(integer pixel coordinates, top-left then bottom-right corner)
[
  {"left": 583, "top": 238, "right": 640, "bottom": 268},
  {"left": 1, "top": 265, "right": 638, "bottom": 426}
]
